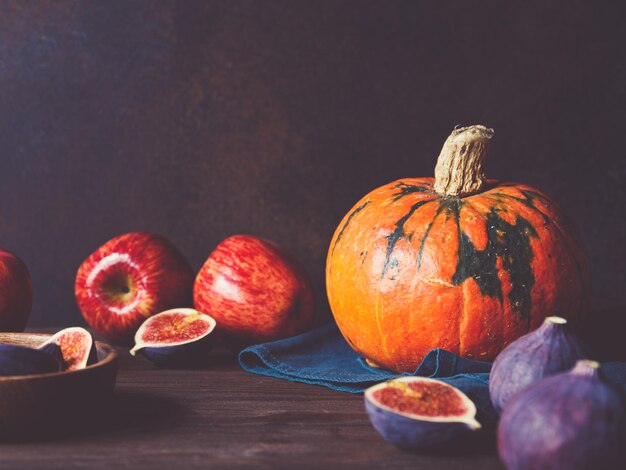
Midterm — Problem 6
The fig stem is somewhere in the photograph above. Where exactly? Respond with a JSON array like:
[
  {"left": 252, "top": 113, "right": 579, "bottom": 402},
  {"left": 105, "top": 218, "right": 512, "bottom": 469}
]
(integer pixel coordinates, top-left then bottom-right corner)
[
  {"left": 464, "top": 418, "right": 482, "bottom": 430},
  {"left": 434, "top": 125, "right": 494, "bottom": 197},
  {"left": 572, "top": 359, "right": 600, "bottom": 377}
]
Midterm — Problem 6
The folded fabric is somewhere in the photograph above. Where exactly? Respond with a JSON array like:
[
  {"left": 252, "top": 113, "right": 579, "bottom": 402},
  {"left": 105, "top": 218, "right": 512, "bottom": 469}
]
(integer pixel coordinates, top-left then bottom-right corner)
[
  {"left": 239, "top": 323, "right": 497, "bottom": 424},
  {"left": 239, "top": 324, "right": 626, "bottom": 427}
]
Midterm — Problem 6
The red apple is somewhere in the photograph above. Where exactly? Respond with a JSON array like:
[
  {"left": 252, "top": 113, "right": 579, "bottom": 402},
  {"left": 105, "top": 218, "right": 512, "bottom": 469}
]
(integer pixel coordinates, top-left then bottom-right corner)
[
  {"left": 0, "top": 248, "right": 32, "bottom": 332},
  {"left": 75, "top": 232, "right": 194, "bottom": 344},
  {"left": 193, "top": 235, "right": 314, "bottom": 344}
]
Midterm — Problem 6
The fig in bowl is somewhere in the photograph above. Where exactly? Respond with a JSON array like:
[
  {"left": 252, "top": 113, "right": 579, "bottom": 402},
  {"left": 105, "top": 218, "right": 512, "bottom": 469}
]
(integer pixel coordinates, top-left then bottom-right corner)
[
  {"left": 130, "top": 308, "right": 216, "bottom": 367},
  {"left": 38, "top": 327, "right": 98, "bottom": 371},
  {"left": 0, "top": 332, "right": 118, "bottom": 439},
  {"left": 364, "top": 377, "right": 481, "bottom": 451},
  {"left": 0, "top": 343, "right": 62, "bottom": 376}
]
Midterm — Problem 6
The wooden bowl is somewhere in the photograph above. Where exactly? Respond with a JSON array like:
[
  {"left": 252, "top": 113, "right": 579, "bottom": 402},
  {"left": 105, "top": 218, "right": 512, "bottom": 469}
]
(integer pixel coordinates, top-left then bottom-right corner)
[{"left": 0, "top": 332, "right": 118, "bottom": 439}]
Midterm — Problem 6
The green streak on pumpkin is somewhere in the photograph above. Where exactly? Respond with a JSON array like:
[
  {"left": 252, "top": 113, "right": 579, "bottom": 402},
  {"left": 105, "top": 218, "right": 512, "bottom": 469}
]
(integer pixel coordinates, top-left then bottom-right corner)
[
  {"left": 380, "top": 187, "right": 540, "bottom": 325},
  {"left": 452, "top": 202, "right": 538, "bottom": 326},
  {"left": 489, "top": 188, "right": 587, "bottom": 319},
  {"left": 331, "top": 199, "right": 371, "bottom": 257},
  {"left": 382, "top": 198, "right": 435, "bottom": 276},
  {"left": 490, "top": 191, "right": 551, "bottom": 223},
  {"left": 391, "top": 182, "right": 433, "bottom": 201},
  {"left": 417, "top": 198, "right": 457, "bottom": 269}
]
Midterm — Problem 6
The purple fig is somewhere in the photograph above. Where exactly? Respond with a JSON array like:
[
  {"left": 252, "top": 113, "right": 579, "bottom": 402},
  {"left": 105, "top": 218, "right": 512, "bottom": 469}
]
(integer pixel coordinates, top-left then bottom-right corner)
[
  {"left": 38, "top": 342, "right": 65, "bottom": 365},
  {"left": 0, "top": 343, "right": 62, "bottom": 376},
  {"left": 364, "top": 377, "right": 481, "bottom": 451},
  {"left": 489, "top": 316, "right": 584, "bottom": 413},
  {"left": 129, "top": 308, "right": 216, "bottom": 367},
  {"left": 38, "top": 327, "right": 98, "bottom": 371},
  {"left": 498, "top": 360, "right": 626, "bottom": 470}
]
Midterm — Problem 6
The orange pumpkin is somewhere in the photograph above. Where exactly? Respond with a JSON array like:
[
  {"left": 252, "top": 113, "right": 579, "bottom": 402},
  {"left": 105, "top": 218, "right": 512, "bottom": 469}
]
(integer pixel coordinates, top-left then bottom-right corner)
[{"left": 326, "top": 126, "right": 589, "bottom": 373}]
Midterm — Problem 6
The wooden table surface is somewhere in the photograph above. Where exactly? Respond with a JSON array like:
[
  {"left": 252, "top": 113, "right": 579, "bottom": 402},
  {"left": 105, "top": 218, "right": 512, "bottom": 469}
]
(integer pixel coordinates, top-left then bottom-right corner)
[{"left": 0, "top": 330, "right": 504, "bottom": 469}]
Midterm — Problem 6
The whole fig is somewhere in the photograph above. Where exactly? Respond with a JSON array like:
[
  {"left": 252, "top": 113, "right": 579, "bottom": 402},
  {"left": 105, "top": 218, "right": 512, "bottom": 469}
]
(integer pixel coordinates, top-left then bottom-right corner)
[
  {"left": 489, "top": 316, "right": 584, "bottom": 412},
  {"left": 0, "top": 343, "right": 62, "bottom": 376},
  {"left": 498, "top": 360, "right": 626, "bottom": 470}
]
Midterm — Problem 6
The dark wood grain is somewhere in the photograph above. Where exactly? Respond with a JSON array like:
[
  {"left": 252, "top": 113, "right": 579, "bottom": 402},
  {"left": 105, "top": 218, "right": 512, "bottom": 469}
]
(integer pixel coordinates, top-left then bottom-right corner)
[{"left": 0, "top": 329, "right": 502, "bottom": 469}]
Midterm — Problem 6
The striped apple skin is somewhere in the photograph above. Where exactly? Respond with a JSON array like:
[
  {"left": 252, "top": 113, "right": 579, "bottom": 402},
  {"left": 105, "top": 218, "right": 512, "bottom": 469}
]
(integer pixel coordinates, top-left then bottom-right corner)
[
  {"left": 75, "top": 232, "right": 194, "bottom": 344},
  {"left": 193, "top": 235, "right": 314, "bottom": 345}
]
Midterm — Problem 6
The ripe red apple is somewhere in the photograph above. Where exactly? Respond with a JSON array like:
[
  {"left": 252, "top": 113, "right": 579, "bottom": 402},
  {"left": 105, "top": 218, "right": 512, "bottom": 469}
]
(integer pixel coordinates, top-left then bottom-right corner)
[
  {"left": 75, "top": 232, "right": 194, "bottom": 344},
  {"left": 0, "top": 248, "right": 32, "bottom": 332},
  {"left": 193, "top": 235, "right": 314, "bottom": 345}
]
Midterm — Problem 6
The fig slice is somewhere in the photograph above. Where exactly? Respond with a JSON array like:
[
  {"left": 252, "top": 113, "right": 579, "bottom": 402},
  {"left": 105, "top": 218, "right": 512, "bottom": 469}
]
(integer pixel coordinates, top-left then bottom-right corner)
[
  {"left": 38, "top": 327, "right": 98, "bottom": 371},
  {"left": 364, "top": 377, "right": 481, "bottom": 451},
  {"left": 129, "top": 308, "right": 216, "bottom": 367}
]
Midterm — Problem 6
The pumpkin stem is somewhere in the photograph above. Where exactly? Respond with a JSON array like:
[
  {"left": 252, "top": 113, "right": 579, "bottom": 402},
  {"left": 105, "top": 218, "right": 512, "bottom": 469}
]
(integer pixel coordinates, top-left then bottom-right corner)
[{"left": 434, "top": 125, "right": 494, "bottom": 197}]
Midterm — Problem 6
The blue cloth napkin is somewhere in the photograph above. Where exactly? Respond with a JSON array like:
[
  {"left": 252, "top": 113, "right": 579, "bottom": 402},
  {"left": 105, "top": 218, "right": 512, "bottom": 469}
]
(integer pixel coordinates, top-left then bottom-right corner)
[{"left": 239, "top": 324, "right": 626, "bottom": 427}]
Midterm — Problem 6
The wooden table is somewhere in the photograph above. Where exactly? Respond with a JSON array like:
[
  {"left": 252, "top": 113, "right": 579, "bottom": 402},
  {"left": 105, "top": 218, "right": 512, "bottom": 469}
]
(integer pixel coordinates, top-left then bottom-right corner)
[{"left": 0, "top": 331, "right": 503, "bottom": 469}]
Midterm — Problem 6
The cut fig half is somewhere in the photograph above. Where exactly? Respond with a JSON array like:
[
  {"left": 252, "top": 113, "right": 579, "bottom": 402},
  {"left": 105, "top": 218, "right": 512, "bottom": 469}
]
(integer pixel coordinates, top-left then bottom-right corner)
[
  {"left": 130, "top": 308, "right": 216, "bottom": 367},
  {"left": 364, "top": 377, "right": 481, "bottom": 451},
  {"left": 38, "top": 327, "right": 98, "bottom": 371}
]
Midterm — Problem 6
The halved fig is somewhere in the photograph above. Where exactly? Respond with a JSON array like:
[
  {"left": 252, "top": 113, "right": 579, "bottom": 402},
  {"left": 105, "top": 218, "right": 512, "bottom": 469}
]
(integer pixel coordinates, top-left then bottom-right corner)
[
  {"left": 38, "top": 327, "right": 98, "bottom": 371},
  {"left": 0, "top": 343, "right": 62, "bottom": 376},
  {"left": 364, "top": 377, "right": 481, "bottom": 451},
  {"left": 129, "top": 308, "right": 216, "bottom": 367}
]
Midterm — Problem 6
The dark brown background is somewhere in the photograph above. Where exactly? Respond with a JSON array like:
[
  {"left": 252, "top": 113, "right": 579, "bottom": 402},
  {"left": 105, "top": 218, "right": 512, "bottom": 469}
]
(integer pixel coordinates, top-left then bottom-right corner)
[{"left": 1, "top": 0, "right": 625, "bottom": 331}]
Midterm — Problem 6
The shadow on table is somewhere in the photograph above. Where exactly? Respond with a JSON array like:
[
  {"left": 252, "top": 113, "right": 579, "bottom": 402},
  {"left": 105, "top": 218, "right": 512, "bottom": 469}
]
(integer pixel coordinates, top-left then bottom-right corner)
[
  {"left": 398, "top": 429, "right": 497, "bottom": 457},
  {"left": 122, "top": 338, "right": 240, "bottom": 371},
  {"left": 408, "top": 429, "right": 497, "bottom": 457},
  {"left": 141, "top": 346, "right": 239, "bottom": 371},
  {"left": 97, "top": 390, "right": 188, "bottom": 434},
  {"left": 0, "top": 390, "right": 187, "bottom": 443}
]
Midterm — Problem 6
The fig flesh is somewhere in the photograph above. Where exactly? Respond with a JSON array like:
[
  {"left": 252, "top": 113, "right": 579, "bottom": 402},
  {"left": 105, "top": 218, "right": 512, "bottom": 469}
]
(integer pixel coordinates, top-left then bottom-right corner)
[
  {"left": 0, "top": 343, "right": 62, "bottom": 376},
  {"left": 129, "top": 308, "right": 216, "bottom": 367},
  {"left": 489, "top": 316, "right": 585, "bottom": 413},
  {"left": 38, "top": 327, "right": 98, "bottom": 371},
  {"left": 364, "top": 377, "right": 481, "bottom": 451},
  {"left": 498, "top": 360, "right": 626, "bottom": 470}
]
